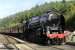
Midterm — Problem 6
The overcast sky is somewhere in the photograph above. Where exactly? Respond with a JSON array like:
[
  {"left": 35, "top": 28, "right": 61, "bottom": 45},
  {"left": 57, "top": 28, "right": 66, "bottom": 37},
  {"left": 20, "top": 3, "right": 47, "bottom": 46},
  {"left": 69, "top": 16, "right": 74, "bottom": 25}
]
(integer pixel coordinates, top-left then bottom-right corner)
[{"left": 0, "top": 0, "right": 63, "bottom": 18}]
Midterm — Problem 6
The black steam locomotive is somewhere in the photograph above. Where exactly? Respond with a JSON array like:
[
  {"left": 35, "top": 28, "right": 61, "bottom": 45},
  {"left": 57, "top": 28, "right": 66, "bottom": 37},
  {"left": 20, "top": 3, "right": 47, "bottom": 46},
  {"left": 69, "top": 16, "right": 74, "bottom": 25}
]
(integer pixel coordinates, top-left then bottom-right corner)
[
  {"left": 0, "top": 9, "right": 65, "bottom": 45},
  {"left": 24, "top": 10, "right": 65, "bottom": 45}
]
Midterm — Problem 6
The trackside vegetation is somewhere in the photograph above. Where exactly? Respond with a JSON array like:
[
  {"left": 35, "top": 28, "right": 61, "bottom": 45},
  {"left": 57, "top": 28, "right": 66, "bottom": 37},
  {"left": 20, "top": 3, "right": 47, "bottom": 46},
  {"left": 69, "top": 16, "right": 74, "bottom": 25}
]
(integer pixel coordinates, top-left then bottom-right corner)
[{"left": 0, "top": 1, "right": 75, "bottom": 29}]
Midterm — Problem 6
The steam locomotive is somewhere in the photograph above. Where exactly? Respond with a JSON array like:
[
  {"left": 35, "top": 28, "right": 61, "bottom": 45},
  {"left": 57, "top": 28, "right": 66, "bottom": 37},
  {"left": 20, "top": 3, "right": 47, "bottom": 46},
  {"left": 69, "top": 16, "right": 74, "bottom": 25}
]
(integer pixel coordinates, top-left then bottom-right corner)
[
  {"left": 24, "top": 10, "right": 65, "bottom": 45},
  {"left": 0, "top": 9, "right": 65, "bottom": 45}
]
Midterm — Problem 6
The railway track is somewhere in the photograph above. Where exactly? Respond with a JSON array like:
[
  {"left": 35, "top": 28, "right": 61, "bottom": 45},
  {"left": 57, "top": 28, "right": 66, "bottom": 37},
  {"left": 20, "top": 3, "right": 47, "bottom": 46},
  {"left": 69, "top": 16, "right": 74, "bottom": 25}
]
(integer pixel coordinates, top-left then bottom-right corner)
[
  {"left": 10, "top": 35, "right": 75, "bottom": 50},
  {"left": 0, "top": 34, "right": 19, "bottom": 50},
  {"left": 0, "top": 34, "right": 35, "bottom": 50},
  {"left": 24, "top": 44, "right": 75, "bottom": 50},
  {"left": 7, "top": 35, "right": 64, "bottom": 50},
  {"left": 12, "top": 36, "right": 75, "bottom": 50},
  {"left": 0, "top": 34, "right": 75, "bottom": 50}
]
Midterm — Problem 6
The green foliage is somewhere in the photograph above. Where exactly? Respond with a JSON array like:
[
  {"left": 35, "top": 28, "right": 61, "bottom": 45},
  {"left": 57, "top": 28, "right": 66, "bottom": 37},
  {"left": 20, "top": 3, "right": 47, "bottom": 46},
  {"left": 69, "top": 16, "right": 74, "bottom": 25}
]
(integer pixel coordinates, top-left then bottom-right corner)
[{"left": 0, "top": 1, "right": 75, "bottom": 28}]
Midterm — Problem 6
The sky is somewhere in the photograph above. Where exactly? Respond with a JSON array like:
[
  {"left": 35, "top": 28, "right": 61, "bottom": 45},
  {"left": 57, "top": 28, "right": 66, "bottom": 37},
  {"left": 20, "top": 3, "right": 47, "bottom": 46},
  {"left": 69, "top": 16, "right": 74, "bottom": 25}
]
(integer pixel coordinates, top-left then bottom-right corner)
[{"left": 0, "top": 0, "right": 63, "bottom": 19}]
